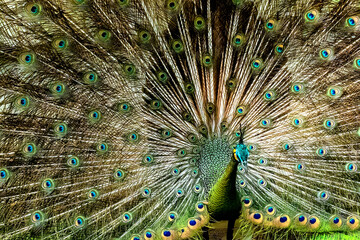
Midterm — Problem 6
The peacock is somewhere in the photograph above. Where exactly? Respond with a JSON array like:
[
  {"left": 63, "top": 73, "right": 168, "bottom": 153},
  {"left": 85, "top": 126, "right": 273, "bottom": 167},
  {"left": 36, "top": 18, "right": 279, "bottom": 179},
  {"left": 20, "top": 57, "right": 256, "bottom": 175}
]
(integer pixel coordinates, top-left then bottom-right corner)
[{"left": 0, "top": 0, "right": 359, "bottom": 239}]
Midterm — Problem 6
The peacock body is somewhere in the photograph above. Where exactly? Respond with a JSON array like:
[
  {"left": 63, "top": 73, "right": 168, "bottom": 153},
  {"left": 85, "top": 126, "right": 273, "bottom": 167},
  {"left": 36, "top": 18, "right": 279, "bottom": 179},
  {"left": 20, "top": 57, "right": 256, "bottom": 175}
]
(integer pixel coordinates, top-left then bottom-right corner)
[{"left": 0, "top": 0, "right": 359, "bottom": 239}]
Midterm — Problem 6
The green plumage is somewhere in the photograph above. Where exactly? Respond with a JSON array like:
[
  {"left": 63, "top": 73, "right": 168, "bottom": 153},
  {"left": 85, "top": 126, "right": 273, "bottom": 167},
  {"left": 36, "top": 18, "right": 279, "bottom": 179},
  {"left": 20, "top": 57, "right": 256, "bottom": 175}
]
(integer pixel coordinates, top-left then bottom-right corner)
[{"left": 0, "top": 0, "right": 360, "bottom": 239}]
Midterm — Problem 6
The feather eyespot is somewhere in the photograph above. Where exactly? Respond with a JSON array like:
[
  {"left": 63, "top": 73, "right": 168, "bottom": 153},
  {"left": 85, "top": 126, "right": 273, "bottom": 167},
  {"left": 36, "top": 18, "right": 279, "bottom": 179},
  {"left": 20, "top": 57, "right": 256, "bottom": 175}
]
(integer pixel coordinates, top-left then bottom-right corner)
[
  {"left": 252, "top": 58, "right": 264, "bottom": 71},
  {"left": 346, "top": 16, "right": 359, "bottom": 27},
  {"left": 141, "top": 187, "right": 151, "bottom": 197},
  {"left": 22, "top": 142, "right": 37, "bottom": 157},
  {"left": 323, "top": 119, "right": 337, "bottom": 130},
  {"left": 26, "top": 3, "right": 42, "bottom": 16},
  {"left": 31, "top": 211, "right": 45, "bottom": 224},
  {"left": 42, "top": 178, "right": 55, "bottom": 193},
  {"left": 194, "top": 16, "right": 206, "bottom": 31},
  {"left": 0, "top": 168, "right": 10, "bottom": 182},
  {"left": 67, "top": 156, "right": 80, "bottom": 168},
  {"left": 122, "top": 212, "right": 132, "bottom": 223},
  {"left": 97, "top": 142, "right": 109, "bottom": 154},
  {"left": 232, "top": 33, "right": 245, "bottom": 47},
  {"left": 305, "top": 10, "right": 319, "bottom": 22},
  {"left": 138, "top": 30, "right": 151, "bottom": 43},
  {"left": 75, "top": 216, "right": 86, "bottom": 228},
  {"left": 157, "top": 71, "right": 168, "bottom": 84},
  {"left": 263, "top": 90, "right": 276, "bottom": 101},
  {"left": 172, "top": 40, "right": 184, "bottom": 53},
  {"left": 345, "top": 163, "right": 357, "bottom": 172}
]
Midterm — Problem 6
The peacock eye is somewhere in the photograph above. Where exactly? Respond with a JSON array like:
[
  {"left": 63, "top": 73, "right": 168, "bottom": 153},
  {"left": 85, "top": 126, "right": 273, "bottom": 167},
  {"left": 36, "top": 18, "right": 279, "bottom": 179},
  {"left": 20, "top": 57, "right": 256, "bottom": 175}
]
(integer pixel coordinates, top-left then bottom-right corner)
[
  {"left": 346, "top": 16, "right": 359, "bottom": 27},
  {"left": 175, "top": 188, "right": 184, "bottom": 197},
  {"left": 114, "top": 169, "right": 125, "bottom": 179},
  {"left": 296, "top": 163, "right": 306, "bottom": 172},
  {"left": 138, "top": 30, "right": 151, "bottom": 43},
  {"left": 141, "top": 187, "right": 151, "bottom": 197},
  {"left": 157, "top": 71, "right": 168, "bottom": 84},
  {"left": 263, "top": 90, "right": 276, "bottom": 101},
  {"left": 258, "top": 178, "right": 267, "bottom": 187},
  {"left": 97, "top": 142, "right": 109, "bottom": 154},
  {"left": 97, "top": 30, "right": 111, "bottom": 41},
  {"left": 316, "top": 147, "right": 328, "bottom": 157},
  {"left": 26, "top": 3, "right": 42, "bottom": 16},
  {"left": 323, "top": 119, "right": 337, "bottom": 130},
  {"left": 83, "top": 71, "right": 99, "bottom": 84},
  {"left": 75, "top": 216, "right": 86, "bottom": 228},
  {"left": 0, "top": 168, "right": 10, "bottom": 182},
  {"left": 150, "top": 99, "right": 162, "bottom": 110},
  {"left": 119, "top": 102, "right": 131, "bottom": 113},
  {"left": 318, "top": 190, "right": 330, "bottom": 201},
  {"left": 319, "top": 48, "right": 333, "bottom": 60},
  {"left": 202, "top": 54, "right": 213, "bottom": 67},
  {"left": 232, "top": 33, "right": 245, "bottom": 47},
  {"left": 122, "top": 212, "right": 132, "bottom": 223},
  {"left": 67, "top": 156, "right": 80, "bottom": 168},
  {"left": 236, "top": 105, "right": 247, "bottom": 116},
  {"left": 118, "top": 0, "right": 129, "bottom": 7},
  {"left": 265, "top": 205, "right": 276, "bottom": 215},
  {"left": 252, "top": 58, "right": 264, "bottom": 70},
  {"left": 345, "top": 163, "right": 357, "bottom": 172},
  {"left": 354, "top": 58, "right": 360, "bottom": 69},
  {"left": 305, "top": 10, "right": 319, "bottom": 22},
  {"left": 19, "top": 52, "right": 35, "bottom": 65},
  {"left": 166, "top": 0, "right": 179, "bottom": 11},
  {"left": 23, "top": 143, "right": 37, "bottom": 157},
  {"left": 88, "top": 110, "right": 102, "bottom": 123},
  {"left": 31, "top": 211, "right": 45, "bottom": 224},
  {"left": 239, "top": 179, "right": 246, "bottom": 188},
  {"left": 172, "top": 40, "right": 184, "bottom": 53},
  {"left": 265, "top": 19, "right": 276, "bottom": 31},
  {"left": 52, "top": 38, "right": 69, "bottom": 50},
  {"left": 282, "top": 142, "right": 292, "bottom": 151},
  {"left": 168, "top": 211, "right": 177, "bottom": 221},
  {"left": 194, "top": 16, "right": 206, "bottom": 30},
  {"left": 241, "top": 196, "right": 253, "bottom": 207},
  {"left": 193, "top": 184, "right": 202, "bottom": 193},
  {"left": 275, "top": 43, "right": 284, "bottom": 54},
  {"left": 260, "top": 118, "right": 272, "bottom": 128},
  {"left": 88, "top": 189, "right": 99, "bottom": 200},
  {"left": 123, "top": 64, "right": 136, "bottom": 77}
]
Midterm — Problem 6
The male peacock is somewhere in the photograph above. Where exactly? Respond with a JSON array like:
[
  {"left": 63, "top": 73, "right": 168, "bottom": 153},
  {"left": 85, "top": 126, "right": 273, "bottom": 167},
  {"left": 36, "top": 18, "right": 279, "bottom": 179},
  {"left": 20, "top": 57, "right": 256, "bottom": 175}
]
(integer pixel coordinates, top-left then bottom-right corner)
[{"left": 0, "top": 0, "right": 359, "bottom": 239}]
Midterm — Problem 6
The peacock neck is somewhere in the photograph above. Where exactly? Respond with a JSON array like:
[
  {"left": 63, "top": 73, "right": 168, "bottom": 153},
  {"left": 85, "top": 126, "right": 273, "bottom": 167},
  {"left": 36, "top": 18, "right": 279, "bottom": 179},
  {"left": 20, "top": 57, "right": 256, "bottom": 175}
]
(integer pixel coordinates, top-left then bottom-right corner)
[{"left": 207, "top": 158, "right": 241, "bottom": 221}]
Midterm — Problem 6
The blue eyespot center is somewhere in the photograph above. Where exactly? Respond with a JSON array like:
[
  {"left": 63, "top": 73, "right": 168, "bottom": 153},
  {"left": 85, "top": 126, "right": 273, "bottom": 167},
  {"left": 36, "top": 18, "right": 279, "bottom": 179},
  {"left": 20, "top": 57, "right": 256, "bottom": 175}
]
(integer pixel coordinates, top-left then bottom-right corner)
[
  {"left": 254, "top": 213, "right": 261, "bottom": 219},
  {"left": 20, "top": 98, "right": 27, "bottom": 105},
  {"left": 198, "top": 203, "right": 204, "bottom": 209},
  {"left": 27, "top": 145, "right": 33, "bottom": 152},
  {"left": 35, "top": 213, "right": 41, "bottom": 220},
  {"left": 310, "top": 218, "right": 316, "bottom": 224},
  {"left": 146, "top": 232, "right": 152, "bottom": 238},
  {"left": 322, "top": 50, "right": 329, "bottom": 58},
  {"left": 333, "top": 217, "right": 339, "bottom": 224},
  {"left": 189, "top": 220, "right": 197, "bottom": 226},
  {"left": 163, "top": 231, "right": 171, "bottom": 237},
  {"left": 349, "top": 218, "right": 355, "bottom": 224},
  {"left": 25, "top": 55, "right": 32, "bottom": 62},
  {"left": 170, "top": 214, "right": 175, "bottom": 219},
  {"left": 0, "top": 171, "right": 6, "bottom": 178},
  {"left": 348, "top": 18, "right": 355, "bottom": 26},
  {"left": 267, "top": 22, "right": 273, "bottom": 29},
  {"left": 299, "top": 215, "right": 305, "bottom": 222},
  {"left": 77, "top": 218, "right": 83, "bottom": 225},
  {"left": 280, "top": 216, "right": 288, "bottom": 223},
  {"left": 268, "top": 207, "right": 273, "bottom": 212}
]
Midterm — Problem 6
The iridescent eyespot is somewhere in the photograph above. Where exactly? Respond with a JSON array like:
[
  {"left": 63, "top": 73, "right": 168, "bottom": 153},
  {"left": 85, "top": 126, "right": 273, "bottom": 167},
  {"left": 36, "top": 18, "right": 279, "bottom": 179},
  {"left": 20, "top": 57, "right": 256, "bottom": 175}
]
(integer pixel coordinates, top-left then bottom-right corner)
[
  {"left": 191, "top": 168, "right": 199, "bottom": 177},
  {"left": 75, "top": 216, "right": 86, "bottom": 228},
  {"left": 171, "top": 168, "right": 180, "bottom": 176},
  {"left": 25, "top": 3, "right": 42, "bottom": 16},
  {"left": 330, "top": 215, "right": 342, "bottom": 228},
  {"left": 185, "top": 83, "right": 195, "bottom": 94},
  {"left": 258, "top": 158, "right": 268, "bottom": 165},
  {"left": 275, "top": 43, "right": 284, "bottom": 54},
  {"left": 138, "top": 30, "right": 151, "bottom": 44},
  {"left": 346, "top": 16, "right": 359, "bottom": 27},
  {"left": 239, "top": 179, "right": 246, "bottom": 188},
  {"left": 114, "top": 169, "right": 125, "bottom": 180},
  {"left": 354, "top": 58, "right": 360, "bottom": 70},
  {"left": 168, "top": 211, "right": 178, "bottom": 222},
  {"left": 194, "top": 184, "right": 202, "bottom": 194},
  {"left": 127, "top": 132, "right": 140, "bottom": 143},
  {"left": 260, "top": 118, "right": 272, "bottom": 128},
  {"left": 41, "top": 178, "right": 55, "bottom": 193},
  {"left": 291, "top": 116, "right": 304, "bottom": 127},
  {"left": 305, "top": 9, "right": 319, "bottom": 22},
  {"left": 319, "top": 48, "right": 333, "bottom": 60},
  {"left": 251, "top": 58, "right": 264, "bottom": 70},
  {"left": 88, "top": 189, "right": 99, "bottom": 200},
  {"left": 263, "top": 90, "right": 276, "bottom": 101},
  {"left": 118, "top": 0, "right": 129, "bottom": 7},
  {"left": 150, "top": 99, "right": 162, "bottom": 110},
  {"left": 282, "top": 142, "right": 292, "bottom": 151},
  {"left": 50, "top": 82, "right": 66, "bottom": 97},
  {"left": 196, "top": 202, "right": 206, "bottom": 212},
  {"left": 238, "top": 165, "right": 246, "bottom": 173},
  {"left": 247, "top": 144, "right": 258, "bottom": 152},
  {"left": 318, "top": 190, "right": 330, "bottom": 201},
  {"left": 122, "top": 212, "right": 132, "bottom": 223},
  {"left": 327, "top": 86, "right": 343, "bottom": 99},
  {"left": 172, "top": 40, "right": 184, "bottom": 53},
  {"left": 67, "top": 156, "right": 80, "bottom": 168},
  {"left": 97, "top": 29, "right": 111, "bottom": 41},
  {"left": 345, "top": 163, "right": 357, "bottom": 172},
  {"left": 347, "top": 216, "right": 359, "bottom": 230},
  {"left": 161, "top": 129, "right": 172, "bottom": 139},
  {"left": 250, "top": 212, "right": 263, "bottom": 225},
  {"left": 194, "top": 16, "right": 206, "bottom": 31},
  {"left": 295, "top": 214, "right": 308, "bottom": 226},
  {"left": 0, "top": 168, "right": 10, "bottom": 182},
  {"left": 157, "top": 71, "right": 168, "bottom": 84},
  {"left": 31, "top": 211, "right": 45, "bottom": 224},
  {"left": 118, "top": 102, "right": 131, "bottom": 113},
  {"left": 141, "top": 187, "right": 151, "bottom": 197},
  {"left": 276, "top": 215, "right": 291, "bottom": 228},
  {"left": 295, "top": 163, "right": 306, "bottom": 172},
  {"left": 19, "top": 52, "right": 35, "bottom": 65},
  {"left": 183, "top": 112, "right": 193, "bottom": 122},
  {"left": 309, "top": 216, "right": 321, "bottom": 229},
  {"left": 227, "top": 78, "right": 237, "bottom": 91},
  {"left": 88, "top": 110, "right": 101, "bottom": 123},
  {"left": 166, "top": 0, "right": 179, "bottom": 11},
  {"left": 236, "top": 105, "right": 247, "bottom": 116},
  {"left": 83, "top": 71, "right": 99, "bottom": 84},
  {"left": 52, "top": 38, "right": 68, "bottom": 50},
  {"left": 232, "top": 33, "right": 245, "bottom": 47},
  {"left": 291, "top": 83, "right": 305, "bottom": 94},
  {"left": 323, "top": 119, "right": 336, "bottom": 130},
  {"left": 188, "top": 218, "right": 199, "bottom": 229},
  {"left": 265, "top": 205, "right": 276, "bottom": 216},
  {"left": 316, "top": 147, "right": 328, "bottom": 157},
  {"left": 175, "top": 188, "right": 184, "bottom": 197},
  {"left": 96, "top": 142, "right": 109, "bottom": 154},
  {"left": 123, "top": 64, "right": 136, "bottom": 77},
  {"left": 22, "top": 142, "right": 37, "bottom": 157},
  {"left": 177, "top": 148, "right": 187, "bottom": 157},
  {"left": 202, "top": 54, "right": 212, "bottom": 67},
  {"left": 54, "top": 122, "right": 68, "bottom": 138},
  {"left": 15, "top": 95, "right": 31, "bottom": 111},
  {"left": 143, "top": 154, "right": 154, "bottom": 164},
  {"left": 258, "top": 178, "right": 267, "bottom": 187},
  {"left": 162, "top": 230, "right": 172, "bottom": 238},
  {"left": 144, "top": 230, "right": 155, "bottom": 240},
  {"left": 265, "top": 19, "right": 276, "bottom": 31}
]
